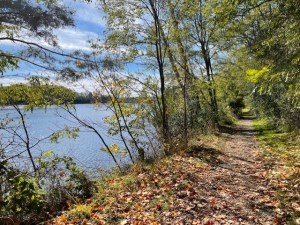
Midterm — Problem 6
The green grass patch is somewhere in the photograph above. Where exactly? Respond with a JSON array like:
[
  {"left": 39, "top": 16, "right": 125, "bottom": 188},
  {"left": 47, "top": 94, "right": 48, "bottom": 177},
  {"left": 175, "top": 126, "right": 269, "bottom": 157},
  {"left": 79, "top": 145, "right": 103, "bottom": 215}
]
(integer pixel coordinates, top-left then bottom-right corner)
[
  {"left": 242, "top": 107, "right": 251, "bottom": 114},
  {"left": 253, "top": 119, "right": 300, "bottom": 224},
  {"left": 253, "top": 119, "right": 300, "bottom": 166}
]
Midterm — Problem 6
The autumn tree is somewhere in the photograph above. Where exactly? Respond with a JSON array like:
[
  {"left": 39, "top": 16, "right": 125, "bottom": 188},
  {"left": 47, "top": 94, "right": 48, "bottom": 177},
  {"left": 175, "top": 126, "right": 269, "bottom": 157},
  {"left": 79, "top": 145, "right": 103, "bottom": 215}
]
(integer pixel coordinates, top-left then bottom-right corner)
[{"left": 100, "top": 0, "right": 171, "bottom": 147}]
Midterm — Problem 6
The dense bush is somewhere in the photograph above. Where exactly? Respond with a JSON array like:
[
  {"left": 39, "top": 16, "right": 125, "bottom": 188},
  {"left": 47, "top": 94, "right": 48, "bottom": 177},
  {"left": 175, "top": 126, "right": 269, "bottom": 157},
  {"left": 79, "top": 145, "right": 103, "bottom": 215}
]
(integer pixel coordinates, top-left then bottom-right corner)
[{"left": 0, "top": 152, "right": 94, "bottom": 225}]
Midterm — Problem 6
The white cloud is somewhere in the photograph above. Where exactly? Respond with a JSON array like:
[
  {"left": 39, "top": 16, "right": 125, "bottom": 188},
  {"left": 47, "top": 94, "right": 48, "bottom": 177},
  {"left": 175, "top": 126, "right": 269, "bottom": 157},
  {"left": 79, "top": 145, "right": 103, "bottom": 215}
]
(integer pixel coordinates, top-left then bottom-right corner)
[
  {"left": 0, "top": 77, "right": 27, "bottom": 86},
  {"left": 0, "top": 27, "right": 99, "bottom": 52},
  {"left": 47, "top": 77, "right": 98, "bottom": 93},
  {"left": 76, "top": 6, "right": 106, "bottom": 28},
  {"left": 54, "top": 27, "right": 99, "bottom": 51},
  {"left": 69, "top": 79, "right": 99, "bottom": 93},
  {"left": 64, "top": 0, "right": 106, "bottom": 27}
]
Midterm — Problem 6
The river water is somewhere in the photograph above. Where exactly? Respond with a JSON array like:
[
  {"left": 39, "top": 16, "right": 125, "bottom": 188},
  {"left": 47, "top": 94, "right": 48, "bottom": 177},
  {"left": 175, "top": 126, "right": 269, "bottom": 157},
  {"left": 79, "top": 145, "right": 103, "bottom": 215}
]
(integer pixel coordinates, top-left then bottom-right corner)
[{"left": 0, "top": 104, "right": 131, "bottom": 172}]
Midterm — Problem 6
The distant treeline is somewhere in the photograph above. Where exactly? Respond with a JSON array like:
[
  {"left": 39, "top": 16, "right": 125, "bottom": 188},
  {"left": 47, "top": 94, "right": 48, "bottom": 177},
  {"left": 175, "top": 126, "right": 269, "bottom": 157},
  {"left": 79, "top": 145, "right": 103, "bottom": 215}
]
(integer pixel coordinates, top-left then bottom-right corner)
[
  {"left": 0, "top": 84, "right": 136, "bottom": 106},
  {"left": 74, "top": 92, "right": 137, "bottom": 104},
  {"left": 74, "top": 92, "right": 107, "bottom": 104}
]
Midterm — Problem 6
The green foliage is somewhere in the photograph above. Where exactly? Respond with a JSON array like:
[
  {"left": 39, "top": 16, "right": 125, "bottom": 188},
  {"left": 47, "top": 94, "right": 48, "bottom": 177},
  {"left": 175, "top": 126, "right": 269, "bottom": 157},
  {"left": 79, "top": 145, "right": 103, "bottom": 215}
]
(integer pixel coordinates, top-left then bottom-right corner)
[
  {"left": 249, "top": 67, "right": 299, "bottom": 130},
  {"left": 215, "top": 53, "right": 250, "bottom": 123},
  {"left": 0, "top": 81, "right": 76, "bottom": 109},
  {"left": 225, "top": 0, "right": 300, "bottom": 130},
  {"left": 0, "top": 52, "right": 19, "bottom": 75},
  {"left": 67, "top": 204, "right": 92, "bottom": 220},
  {"left": 1, "top": 171, "right": 42, "bottom": 215},
  {"left": 246, "top": 67, "right": 269, "bottom": 83},
  {"left": 0, "top": 152, "right": 94, "bottom": 224},
  {"left": 101, "top": 143, "right": 121, "bottom": 154},
  {"left": 50, "top": 127, "right": 80, "bottom": 143},
  {"left": 211, "top": 0, "right": 300, "bottom": 131},
  {"left": 0, "top": 164, "right": 44, "bottom": 224},
  {"left": 37, "top": 151, "right": 94, "bottom": 200}
]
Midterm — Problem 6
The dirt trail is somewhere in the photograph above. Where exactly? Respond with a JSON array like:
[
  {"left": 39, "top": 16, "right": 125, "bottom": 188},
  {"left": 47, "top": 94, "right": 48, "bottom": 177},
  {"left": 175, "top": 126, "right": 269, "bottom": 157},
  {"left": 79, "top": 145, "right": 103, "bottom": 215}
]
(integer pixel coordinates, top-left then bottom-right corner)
[
  {"left": 189, "top": 118, "right": 279, "bottom": 224},
  {"left": 53, "top": 118, "right": 282, "bottom": 225}
]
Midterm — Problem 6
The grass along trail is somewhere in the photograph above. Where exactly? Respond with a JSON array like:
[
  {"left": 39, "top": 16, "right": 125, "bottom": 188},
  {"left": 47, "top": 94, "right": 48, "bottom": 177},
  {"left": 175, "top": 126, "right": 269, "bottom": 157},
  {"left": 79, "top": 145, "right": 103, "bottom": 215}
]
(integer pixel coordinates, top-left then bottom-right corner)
[{"left": 52, "top": 118, "right": 289, "bottom": 225}]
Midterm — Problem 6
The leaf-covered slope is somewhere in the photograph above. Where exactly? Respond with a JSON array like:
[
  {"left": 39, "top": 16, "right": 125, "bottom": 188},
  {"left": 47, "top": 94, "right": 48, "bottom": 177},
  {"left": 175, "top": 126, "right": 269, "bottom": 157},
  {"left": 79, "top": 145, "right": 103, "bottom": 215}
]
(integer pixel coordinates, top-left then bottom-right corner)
[{"left": 51, "top": 119, "right": 298, "bottom": 225}]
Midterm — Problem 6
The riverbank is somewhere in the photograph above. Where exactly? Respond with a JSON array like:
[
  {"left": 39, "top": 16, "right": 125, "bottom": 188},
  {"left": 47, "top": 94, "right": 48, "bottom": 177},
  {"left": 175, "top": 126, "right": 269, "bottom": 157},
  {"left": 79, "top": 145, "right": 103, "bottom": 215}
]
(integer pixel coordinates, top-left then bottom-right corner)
[{"left": 50, "top": 118, "right": 300, "bottom": 224}]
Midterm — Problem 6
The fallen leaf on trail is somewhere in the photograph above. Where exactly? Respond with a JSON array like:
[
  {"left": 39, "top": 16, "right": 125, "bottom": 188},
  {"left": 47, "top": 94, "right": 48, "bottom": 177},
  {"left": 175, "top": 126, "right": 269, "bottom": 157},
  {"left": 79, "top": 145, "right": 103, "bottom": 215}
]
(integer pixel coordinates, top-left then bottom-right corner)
[
  {"left": 292, "top": 203, "right": 300, "bottom": 212},
  {"left": 85, "top": 199, "right": 93, "bottom": 204},
  {"left": 156, "top": 203, "right": 162, "bottom": 211},
  {"left": 120, "top": 219, "right": 128, "bottom": 225},
  {"left": 204, "top": 220, "right": 214, "bottom": 225},
  {"left": 73, "top": 218, "right": 81, "bottom": 223}
]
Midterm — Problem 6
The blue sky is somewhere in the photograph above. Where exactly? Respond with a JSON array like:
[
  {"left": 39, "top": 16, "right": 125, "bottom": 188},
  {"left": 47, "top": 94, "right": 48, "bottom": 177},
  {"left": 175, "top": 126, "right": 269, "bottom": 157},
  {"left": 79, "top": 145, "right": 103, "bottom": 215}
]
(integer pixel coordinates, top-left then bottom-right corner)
[
  {"left": 1, "top": 0, "right": 161, "bottom": 93},
  {"left": 0, "top": 0, "right": 110, "bottom": 91}
]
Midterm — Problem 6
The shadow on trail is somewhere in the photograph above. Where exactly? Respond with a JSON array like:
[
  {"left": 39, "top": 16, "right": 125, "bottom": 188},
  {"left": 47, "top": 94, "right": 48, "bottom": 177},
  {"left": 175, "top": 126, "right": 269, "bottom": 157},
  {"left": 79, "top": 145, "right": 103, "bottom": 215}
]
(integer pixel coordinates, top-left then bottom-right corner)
[
  {"left": 187, "top": 143, "right": 255, "bottom": 168},
  {"left": 218, "top": 124, "right": 257, "bottom": 136},
  {"left": 240, "top": 112, "right": 256, "bottom": 120},
  {"left": 218, "top": 116, "right": 258, "bottom": 137},
  {"left": 188, "top": 116, "right": 259, "bottom": 167},
  {"left": 187, "top": 145, "right": 222, "bottom": 165}
]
